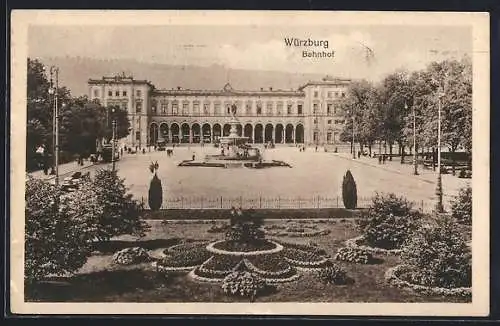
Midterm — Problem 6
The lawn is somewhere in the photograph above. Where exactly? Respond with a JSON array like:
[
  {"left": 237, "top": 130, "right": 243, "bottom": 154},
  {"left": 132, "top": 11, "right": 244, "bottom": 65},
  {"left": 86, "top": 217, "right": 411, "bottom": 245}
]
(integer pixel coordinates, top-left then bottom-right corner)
[{"left": 25, "top": 219, "right": 469, "bottom": 303}]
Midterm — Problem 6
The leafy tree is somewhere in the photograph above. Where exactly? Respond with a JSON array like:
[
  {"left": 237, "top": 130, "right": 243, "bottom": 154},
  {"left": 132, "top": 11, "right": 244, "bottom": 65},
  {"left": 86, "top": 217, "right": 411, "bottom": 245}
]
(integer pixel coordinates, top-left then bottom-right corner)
[
  {"left": 450, "top": 185, "right": 472, "bottom": 225},
  {"left": 342, "top": 170, "right": 357, "bottom": 209},
  {"left": 25, "top": 177, "right": 93, "bottom": 283},
  {"left": 148, "top": 173, "right": 163, "bottom": 211},
  {"left": 76, "top": 168, "right": 150, "bottom": 242}
]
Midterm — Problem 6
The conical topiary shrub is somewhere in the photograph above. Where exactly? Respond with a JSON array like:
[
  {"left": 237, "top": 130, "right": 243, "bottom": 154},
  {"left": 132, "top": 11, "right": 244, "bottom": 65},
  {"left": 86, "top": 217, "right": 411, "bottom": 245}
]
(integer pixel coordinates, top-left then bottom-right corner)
[
  {"left": 148, "top": 173, "right": 163, "bottom": 211},
  {"left": 342, "top": 170, "right": 357, "bottom": 209}
]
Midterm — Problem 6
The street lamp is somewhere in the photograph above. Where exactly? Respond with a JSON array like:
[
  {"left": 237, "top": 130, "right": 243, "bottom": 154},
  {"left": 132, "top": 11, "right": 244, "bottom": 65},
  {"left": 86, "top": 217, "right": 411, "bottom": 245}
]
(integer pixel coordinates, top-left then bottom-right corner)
[
  {"left": 45, "top": 65, "right": 60, "bottom": 186},
  {"left": 111, "top": 108, "right": 117, "bottom": 172},
  {"left": 352, "top": 104, "right": 356, "bottom": 159},
  {"left": 435, "top": 91, "right": 445, "bottom": 213},
  {"left": 407, "top": 102, "right": 418, "bottom": 175}
]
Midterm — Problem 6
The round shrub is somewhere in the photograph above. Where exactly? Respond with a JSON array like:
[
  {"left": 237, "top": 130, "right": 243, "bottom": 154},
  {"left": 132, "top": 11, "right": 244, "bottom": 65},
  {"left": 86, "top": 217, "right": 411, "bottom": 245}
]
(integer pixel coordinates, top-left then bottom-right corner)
[
  {"left": 450, "top": 185, "right": 472, "bottom": 225},
  {"left": 334, "top": 247, "right": 373, "bottom": 264},
  {"left": 342, "top": 170, "right": 357, "bottom": 209},
  {"left": 112, "top": 247, "right": 150, "bottom": 265},
  {"left": 221, "top": 271, "right": 267, "bottom": 300},
  {"left": 148, "top": 173, "right": 163, "bottom": 211},
  {"left": 356, "top": 193, "right": 422, "bottom": 250},
  {"left": 400, "top": 216, "right": 471, "bottom": 289},
  {"left": 316, "top": 264, "right": 349, "bottom": 285}
]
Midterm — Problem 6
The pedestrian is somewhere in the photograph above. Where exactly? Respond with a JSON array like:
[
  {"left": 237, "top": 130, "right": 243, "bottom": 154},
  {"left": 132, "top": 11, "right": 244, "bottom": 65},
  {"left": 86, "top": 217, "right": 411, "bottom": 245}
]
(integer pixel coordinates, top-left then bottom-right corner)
[
  {"left": 357, "top": 151, "right": 361, "bottom": 159},
  {"left": 378, "top": 155, "right": 382, "bottom": 164},
  {"left": 315, "top": 146, "right": 318, "bottom": 152},
  {"left": 120, "top": 148, "right": 123, "bottom": 157},
  {"left": 192, "top": 153, "right": 196, "bottom": 161},
  {"left": 383, "top": 154, "right": 387, "bottom": 164}
]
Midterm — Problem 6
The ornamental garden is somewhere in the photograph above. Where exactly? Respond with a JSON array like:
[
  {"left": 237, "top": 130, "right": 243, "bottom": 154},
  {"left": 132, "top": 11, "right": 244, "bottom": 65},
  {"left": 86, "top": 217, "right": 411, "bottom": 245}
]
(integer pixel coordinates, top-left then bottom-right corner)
[{"left": 25, "top": 164, "right": 472, "bottom": 303}]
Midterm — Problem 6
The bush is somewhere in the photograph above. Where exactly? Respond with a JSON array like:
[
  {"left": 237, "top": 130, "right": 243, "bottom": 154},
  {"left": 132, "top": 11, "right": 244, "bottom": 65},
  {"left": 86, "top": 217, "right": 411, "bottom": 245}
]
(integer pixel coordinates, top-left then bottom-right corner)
[
  {"left": 316, "top": 264, "right": 349, "bottom": 285},
  {"left": 148, "top": 173, "right": 163, "bottom": 211},
  {"left": 451, "top": 185, "right": 472, "bottom": 225},
  {"left": 225, "top": 209, "right": 265, "bottom": 243},
  {"left": 221, "top": 271, "right": 267, "bottom": 300},
  {"left": 75, "top": 168, "right": 150, "bottom": 242},
  {"left": 342, "top": 170, "right": 357, "bottom": 209},
  {"left": 401, "top": 216, "right": 471, "bottom": 288},
  {"left": 334, "top": 247, "right": 373, "bottom": 264},
  {"left": 112, "top": 247, "right": 150, "bottom": 265},
  {"left": 356, "top": 193, "right": 422, "bottom": 250},
  {"left": 160, "top": 247, "right": 211, "bottom": 267},
  {"left": 25, "top": 177, "right": 93, "bottom": 283}
]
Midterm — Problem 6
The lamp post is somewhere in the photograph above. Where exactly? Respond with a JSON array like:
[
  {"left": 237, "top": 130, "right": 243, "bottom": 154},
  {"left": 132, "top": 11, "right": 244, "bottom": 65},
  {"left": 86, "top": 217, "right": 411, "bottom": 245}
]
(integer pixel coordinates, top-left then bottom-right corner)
[
  {"left": 435, "top": 91, "right": 445, "bottom": 213},
  {"left": 408, "top": 102, "right": 418, "bottom": 175},
  {"left": 352, "top": 104, "right": 356, "bottom": 159},
  {"left": 112, "top": 108, "right": 117, "bottom": 172},
  {"left": 46, "top": 66, "right": 60, "bottom": 186}
]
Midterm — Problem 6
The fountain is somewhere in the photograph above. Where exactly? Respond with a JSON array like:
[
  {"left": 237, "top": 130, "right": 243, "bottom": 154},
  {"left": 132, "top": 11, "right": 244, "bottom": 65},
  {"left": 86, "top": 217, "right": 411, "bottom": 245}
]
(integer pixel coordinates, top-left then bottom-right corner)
[{"left": 178, "top": 104, "right": 291, "bottom": 168}]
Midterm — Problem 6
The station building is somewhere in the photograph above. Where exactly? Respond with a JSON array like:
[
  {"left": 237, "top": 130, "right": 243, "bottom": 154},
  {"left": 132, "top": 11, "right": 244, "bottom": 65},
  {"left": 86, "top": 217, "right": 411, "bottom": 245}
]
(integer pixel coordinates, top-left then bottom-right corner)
[{"left": 87, "top": 74, "right": 350, "bottom": 147}]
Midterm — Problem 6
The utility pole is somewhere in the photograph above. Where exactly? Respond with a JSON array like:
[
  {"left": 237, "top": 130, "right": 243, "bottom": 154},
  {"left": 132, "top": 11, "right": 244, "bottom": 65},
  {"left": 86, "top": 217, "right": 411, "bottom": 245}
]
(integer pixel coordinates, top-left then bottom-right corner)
[
  {"left": 435, "top": 91, "right": 445, "bottom": 213},
  {"left": 47, "top": 66, "right": 60, "bottom": 186},
  {"left": 409, "top": 102, "right": 418, "bottom": 175},
  {"left": 352, "top": 104, "right": 356, "bottom": 159},
  {"left": 112, "top": 119, "right": 117, "bottom": 172}
]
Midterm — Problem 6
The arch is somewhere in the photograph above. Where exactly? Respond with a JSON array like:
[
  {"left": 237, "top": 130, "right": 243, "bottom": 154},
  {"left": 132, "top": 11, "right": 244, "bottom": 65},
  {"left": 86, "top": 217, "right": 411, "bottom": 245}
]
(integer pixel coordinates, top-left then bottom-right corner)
[
  {"left": 192, "top": 123, "right": 201, "bottom": 143},
  {"left": 159, "top": 123, "right": 169, "bottom": 142},
  {"left": 171, "top": 123, "right": 180, "bottom": 144},
  {"left": 295, "top": 124, "right": 304, "bottom": 143},
  {"left": 202, "top": 123, "right": 211, "bottom": 143},
  {"left": 213, "top": 123, "right": 222, "bottom": 142},
  {"left": 264, "top": 123, "right": 274, "bottom": 143},
  {"left": 223, "top": 124, "right": 231, "bottom": 137},
  {"left": 254, "top": 124, "right": 263, "bottom": 143},
  {"left": 244, "top": 124, "right": 253, "bottom": 142},
  {"left": 275, "top": 124, "right": 284, "bottom": 144},
  {"left": 236, "top": 124, "right": 243, "bottom": 137},
  {"left": 149, "top": 123, "right": 159, "bottom": 146},
  {"left": 181, "top": 123, "right": 190, "bottom": 143},
  {"left": 285, "top": 124, "right": 294, "bottom": 143}
]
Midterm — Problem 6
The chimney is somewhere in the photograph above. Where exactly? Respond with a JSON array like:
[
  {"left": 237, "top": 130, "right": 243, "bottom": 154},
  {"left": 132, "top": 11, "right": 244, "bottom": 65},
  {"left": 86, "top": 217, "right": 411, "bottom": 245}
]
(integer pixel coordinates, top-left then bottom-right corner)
[
  {"left": 177, "top": 86, "right": 181, "bottom": 90},
  {"left": 269, "top": 87, "right": 273, "bottom": 91}
]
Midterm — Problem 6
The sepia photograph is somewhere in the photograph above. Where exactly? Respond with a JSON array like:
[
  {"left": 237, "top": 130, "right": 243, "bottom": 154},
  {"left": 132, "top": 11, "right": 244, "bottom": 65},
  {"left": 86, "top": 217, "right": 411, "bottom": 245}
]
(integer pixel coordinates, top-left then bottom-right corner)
[{"left": 10, "top": 10, "right": 490, "bottom": 316}]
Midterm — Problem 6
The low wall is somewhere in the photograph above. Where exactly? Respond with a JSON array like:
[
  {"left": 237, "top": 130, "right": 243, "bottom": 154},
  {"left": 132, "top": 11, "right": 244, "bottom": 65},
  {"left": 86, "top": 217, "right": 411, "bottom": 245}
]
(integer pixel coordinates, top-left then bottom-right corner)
[{"left": 141, "top": 208, "right": 365, "bottom": 220}]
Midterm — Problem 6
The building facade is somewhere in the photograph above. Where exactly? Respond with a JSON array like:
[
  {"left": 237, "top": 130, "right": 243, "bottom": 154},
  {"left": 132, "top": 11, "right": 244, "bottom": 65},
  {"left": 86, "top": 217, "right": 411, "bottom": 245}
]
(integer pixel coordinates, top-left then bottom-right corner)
[{"left": 88, "top": 74, "right": 350, "bottom": 147}]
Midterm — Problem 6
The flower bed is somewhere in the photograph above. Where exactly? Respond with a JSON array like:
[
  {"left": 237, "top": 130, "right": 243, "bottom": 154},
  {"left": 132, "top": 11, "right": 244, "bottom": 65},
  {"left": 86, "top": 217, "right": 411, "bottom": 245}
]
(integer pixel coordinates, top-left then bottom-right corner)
[
  {"left": 164, "top": 241, "right": 209, "bottom": 256},
  {"left": 334, "top": 247, "right": 374, "bottom": 264},
  {"left": 283, "top": 248, "right": 329, "bottom": 268},
  {"left": 212, "top": 240, "right": 276, "bottom": 252},
  {"left": 112, "top": 247, "right": 150, "bottom": 265},
  {"left": 158, "top": 246, "right": 211, "bottom": 268},
  {"left": 206, "top": 240, "right": 283, "bottom": 256},
  {"left": 385, "top": 265, "right": 471, "bottom": 298},
  {"left": 279, "top": 241, "right": 327, "bottom": 256},
  {"left": 345, "top": 235, "right": 401, "bottom": 255}
]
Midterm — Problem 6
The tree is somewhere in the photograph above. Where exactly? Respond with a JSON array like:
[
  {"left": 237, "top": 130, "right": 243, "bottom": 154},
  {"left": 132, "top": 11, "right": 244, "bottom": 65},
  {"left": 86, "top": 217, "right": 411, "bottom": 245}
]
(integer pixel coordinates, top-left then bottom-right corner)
[
  {"left": 342, "top": 170, "right": 357, "bottom": 209},
  {"left": 25, "top": 177, "right": 93, "bottom": 283},
  {"left": 75, "top": 168, "right": 150, "bottom": 242},
  {"left": 450, "top": 185, "right": 472, "bottom": 225},
  {"left": 148, "top": 170, "right": 163, "bottom": 211}
]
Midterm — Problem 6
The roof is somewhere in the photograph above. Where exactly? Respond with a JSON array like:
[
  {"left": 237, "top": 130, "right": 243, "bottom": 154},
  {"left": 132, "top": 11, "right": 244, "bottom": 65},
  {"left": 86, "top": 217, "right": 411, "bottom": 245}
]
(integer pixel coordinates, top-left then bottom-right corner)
[
  {"left": 88, "top": 75, "right": 155, "bottom": 88},
  {"left": 153, "top": 82, "right": 304, "bottom": 97},
  {"left": 298, "top": 77, "right": 351, "bottom": 90}
]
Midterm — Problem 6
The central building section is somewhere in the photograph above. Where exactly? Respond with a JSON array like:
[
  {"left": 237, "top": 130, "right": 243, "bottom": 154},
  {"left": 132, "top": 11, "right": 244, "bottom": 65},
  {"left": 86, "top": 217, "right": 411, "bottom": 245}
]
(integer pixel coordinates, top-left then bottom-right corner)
[{"left": 88, "top": 75, "right": 350, "bottom": 147}]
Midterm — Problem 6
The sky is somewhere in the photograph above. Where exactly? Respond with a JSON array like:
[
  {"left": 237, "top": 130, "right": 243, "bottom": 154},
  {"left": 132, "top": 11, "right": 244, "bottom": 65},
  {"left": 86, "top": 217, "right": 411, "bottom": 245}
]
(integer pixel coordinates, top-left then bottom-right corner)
[{"left": 28, "top": 24, "right": 471, "bottom": 81}]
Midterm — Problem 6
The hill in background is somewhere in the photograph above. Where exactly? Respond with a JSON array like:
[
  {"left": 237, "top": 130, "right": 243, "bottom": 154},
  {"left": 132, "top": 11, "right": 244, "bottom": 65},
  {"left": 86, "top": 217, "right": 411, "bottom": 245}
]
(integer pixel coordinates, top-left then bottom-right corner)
[{"left": 36, "top": 56, "right": 329, "bottom": 97}]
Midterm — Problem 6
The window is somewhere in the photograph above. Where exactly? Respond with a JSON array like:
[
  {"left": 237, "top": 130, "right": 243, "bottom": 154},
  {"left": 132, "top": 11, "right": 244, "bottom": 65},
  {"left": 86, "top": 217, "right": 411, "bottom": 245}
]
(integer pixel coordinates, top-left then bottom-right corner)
[
  {"left": 266, "top": 102, "right": 273, "bottom": 116},
  {"left": 313, "top": 132, "right": 319, "bottom": 141},
  {"left": 115, "top": 90, "right": 120, "bottom": 97},
  {"left": 227, "top": 105, "right": 231, "bottom": 115},
  {"left": 246, "top": 102, "right": 252, "bottom": 115},
  {"left": 314, "top": 118, "right": 318, "bottom": 124},
  {"left": 335, "top": 92, "right": 339, "bottom": 98},
  {"left": 136, "top": 90, "right": 142, "bottom": 97},
  {"left": 328, "top": 92, "right": 332, "bottom": 98},
  {"left": 333, "top": 105, "right": 337, "bottom": 115},
  {"left": 182, "top": 102, "right": 189, "bottom": 115},
  {"left": 297, "top": 104, "right": 303, "bottom": 115},
  {"left": 108, "top": 90, "right": 112, "bottom": 97},
  {"left": 256, "top": 103, "right": 262, "bottom": 115},
  {"left": 314, "top": 91, "right": 319, "bottom": 98},
  {"left": 327, "top": 119, "right": 332, "bottom": 124},
  {"left": 93, "top": 89, "right": 99, "bottom": 98},
  {"left": 123, "top": 91, "right": 127, "bottom": 96},
  {"left": 334, "top": 132, "right": 339, "bottom": 142},
  {"left": 327, "top": 132, "right": 332, "bottom": 143},
  {"left": 327, "top": 104, "right": 332, "bottom": 115},
  {"left": 172, "top": 102, "right": 178, "bottom": 115},
  {"left": 313, "top": 103, "right": 319, "bottom": 114},
  {"left": 214, "top": 103, "right": 221, "bottom": 115},
  {"left": 161, "top": 102, "right": 167, "bottom": 114},
  {"left": 136, "top": 131, "right": 141, "bottom": 141},
  {"left": 276, "top": 102, "right": 283, "bottom": 116},
  {"left": 152, "top": 105, "right": 157, "bottom": 114},
  {"left": 204, "top": 103, "right": 210, "bottom": 115},
  {"left": 135, "top": 102, "right": 142, "bottom": 113},
  {"left": 287, "top": 104, "right": 293, "bottom": 115},
  {"left": 193, "top": 102, "right": 200, "bottom": 115}
]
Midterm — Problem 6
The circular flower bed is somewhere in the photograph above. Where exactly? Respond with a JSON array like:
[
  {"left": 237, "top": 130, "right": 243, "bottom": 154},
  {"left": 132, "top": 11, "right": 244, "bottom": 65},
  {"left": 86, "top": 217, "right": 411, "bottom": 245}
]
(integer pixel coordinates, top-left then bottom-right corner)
[
  {"left": 206, "top": 240, "right": 283, "bottom": 256},
  {"left": 283, "top": 247, "right": 330, "bottom": 268},
  {"left": 385, "top": 265, "right": 471, "bottom": 298},
  {"left": 264, "top": 223, "right": 331, "bottom": 237},
  {"left": 112, "top": 247, "right": 150, "bottom": 265},
  {"left": 345, "top": 235, "right": 401, "bottom": 255},
  {"left": 334, "top": 247, "right": 374, "bottom": 264},
  {"left": 221, "top": 271, "right": 267, "bottom": 300},
  {"left": 155, "top": 243, "right": 212, "bottom": 272}
]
